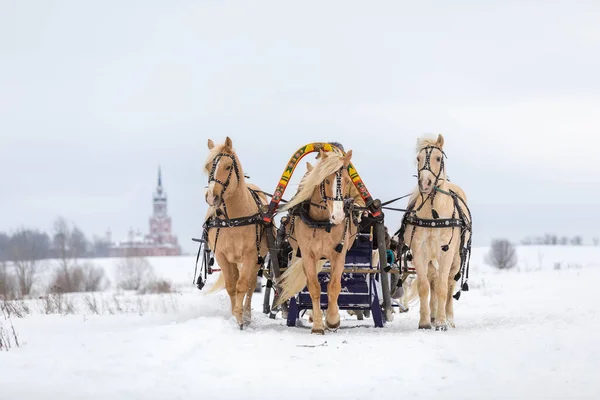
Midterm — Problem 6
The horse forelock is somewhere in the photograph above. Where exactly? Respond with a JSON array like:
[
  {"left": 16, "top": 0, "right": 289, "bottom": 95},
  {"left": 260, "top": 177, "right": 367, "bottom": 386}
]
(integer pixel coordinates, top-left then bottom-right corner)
[
  {"left": 415, "top": 134, "right": 443, "bottom": 155},
  {"left": 203, "top": 144, "right": 241, "bottom": 175},
  {"left": 280, "top": 154, "right": 345, "bottom": 211}
]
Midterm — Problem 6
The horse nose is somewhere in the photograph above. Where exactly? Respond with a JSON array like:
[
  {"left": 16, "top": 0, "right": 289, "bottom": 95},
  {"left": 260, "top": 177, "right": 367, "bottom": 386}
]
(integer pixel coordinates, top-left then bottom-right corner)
[{"left": 427, "top": 178, "right": 432, "bottom": 187}]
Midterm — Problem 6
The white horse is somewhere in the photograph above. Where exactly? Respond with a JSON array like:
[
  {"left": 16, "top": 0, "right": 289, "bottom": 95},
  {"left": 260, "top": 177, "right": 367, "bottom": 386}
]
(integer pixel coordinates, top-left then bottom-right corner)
[{"left": 399, "top": 134, "right": 472, "bottom": 330}]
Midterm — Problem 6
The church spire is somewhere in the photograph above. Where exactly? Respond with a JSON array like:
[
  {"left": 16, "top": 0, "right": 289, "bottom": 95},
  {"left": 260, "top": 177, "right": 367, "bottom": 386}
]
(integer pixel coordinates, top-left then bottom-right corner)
[
  {"left": 154, "top": 165, "right": 166, "bottom": 199},
  {"left": 158, "top": 165, "right": 162, "bottom": 188}
]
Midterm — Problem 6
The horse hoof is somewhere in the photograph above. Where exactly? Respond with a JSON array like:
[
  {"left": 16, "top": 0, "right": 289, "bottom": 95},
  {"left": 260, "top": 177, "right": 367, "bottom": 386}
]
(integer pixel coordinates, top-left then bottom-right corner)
[
  {"left": 311, "top": 328, "right": 325, "bottom": 335},
  {"left": 326, "top": 320, "right": 340, "bottom": 330},
  {"left": 435, "top": 321, "right": 449, "bottom": 331},
  {"left": 239, "top": 323, "right": 244, "bottom": 330},
  {"left": 385, "top": 309, "right": 394, "bottom": 322},
  {"left": 243, "top": 314, "right": 252, "bottom": 326},
  {"left": 418, "top": 323, "right": 432, "bottom": 330}
]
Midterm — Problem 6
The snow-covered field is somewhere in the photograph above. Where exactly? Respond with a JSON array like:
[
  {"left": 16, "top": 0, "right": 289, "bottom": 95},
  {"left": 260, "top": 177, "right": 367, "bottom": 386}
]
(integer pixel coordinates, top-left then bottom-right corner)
[{"left": 1, "top": 245, "right": 599, "bottom": 399}]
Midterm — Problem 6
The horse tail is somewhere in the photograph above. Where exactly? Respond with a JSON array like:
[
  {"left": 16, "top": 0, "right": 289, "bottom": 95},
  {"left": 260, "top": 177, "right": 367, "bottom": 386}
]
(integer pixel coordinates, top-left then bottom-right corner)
[
  {"left": 402, "top": 260, "right": 435, "bottom": 307},
  {"left": 205, "top": 272, "right": 226, "bottom": 294},
  {"left": 403, "top": 274, "right": 420, "bottom": 307},
  {"left": 274, "top": 258, "right": 326, "bottom": 307}
]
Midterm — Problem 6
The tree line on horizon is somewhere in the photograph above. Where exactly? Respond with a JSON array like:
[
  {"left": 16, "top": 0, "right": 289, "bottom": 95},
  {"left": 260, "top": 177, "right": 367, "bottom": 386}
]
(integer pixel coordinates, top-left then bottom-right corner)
[
  {"left": 0, "top": 217, "right": 112, "bottom": 263},
  {"left": 520, "top": 234, "right": 597, "bottom": 246}
]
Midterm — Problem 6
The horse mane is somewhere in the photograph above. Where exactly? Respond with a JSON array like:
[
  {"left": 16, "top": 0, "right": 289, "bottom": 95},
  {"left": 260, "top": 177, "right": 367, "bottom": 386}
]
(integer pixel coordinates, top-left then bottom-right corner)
[
  {"left": 415, "top": 134, "right": 444, "bottom": 156},
  {"left": 280, "top": 153, "right": 345, "bottom": 212}
]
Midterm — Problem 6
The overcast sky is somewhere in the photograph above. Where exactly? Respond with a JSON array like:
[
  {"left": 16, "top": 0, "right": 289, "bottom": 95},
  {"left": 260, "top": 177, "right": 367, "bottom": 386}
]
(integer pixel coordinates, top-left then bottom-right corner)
[{"left": 1, "top": 0, "right": 599, "bottom": 253}]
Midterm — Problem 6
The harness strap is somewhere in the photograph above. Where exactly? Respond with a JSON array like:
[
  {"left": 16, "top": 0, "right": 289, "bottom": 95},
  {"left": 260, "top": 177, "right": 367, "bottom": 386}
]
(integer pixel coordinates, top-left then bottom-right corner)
[{"left": 394, "top": 185, "right": 473, "bottom": 298}]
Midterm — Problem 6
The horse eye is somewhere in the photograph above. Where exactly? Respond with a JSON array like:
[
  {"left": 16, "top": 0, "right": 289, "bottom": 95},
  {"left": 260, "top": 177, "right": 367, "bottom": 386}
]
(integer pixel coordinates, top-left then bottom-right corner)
[
  {"left": 325, "top": 179, "right": 330, "bottom": 185},
  {"left": 417, "top": 157, "right": 421, "bottom": 162},
  {"left": 225, "top": 165, "right": 231, "bottom": 170},
  {"left": 436, "top": 157, "right": 441, "bottom": 162}
]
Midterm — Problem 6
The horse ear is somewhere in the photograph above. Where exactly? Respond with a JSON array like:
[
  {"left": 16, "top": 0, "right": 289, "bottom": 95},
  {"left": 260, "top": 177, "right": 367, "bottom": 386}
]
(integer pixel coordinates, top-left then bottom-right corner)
[
  {"left": 436, "top": 134, "right": 444, "bottom": 148},
  {"left": 225, "top": 136, "right": 233, "bottom": 149},
  {"left": 207, "top": 139, "right": 214, "bottom": 150},
  {"left": 306, "top": 162, "right": 313, "bottom": 172},
  {"left": 341, "top": 150, "right": 353, "bottom": 167},
  {"left": 318, "top": 149, "right": 328, "bottom": 159}
]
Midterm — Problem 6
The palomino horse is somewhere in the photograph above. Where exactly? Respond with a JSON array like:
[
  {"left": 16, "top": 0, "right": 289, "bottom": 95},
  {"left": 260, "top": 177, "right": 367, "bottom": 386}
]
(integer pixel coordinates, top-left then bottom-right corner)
[
  {"left": 274, "top": 148, "right": 365, "bottom": 334},
  {"left": 203, "top": 137, "right": 270, "bottom": 328},
  {"left": 398, "top": 134, "right": 472, "bottom": 331}
]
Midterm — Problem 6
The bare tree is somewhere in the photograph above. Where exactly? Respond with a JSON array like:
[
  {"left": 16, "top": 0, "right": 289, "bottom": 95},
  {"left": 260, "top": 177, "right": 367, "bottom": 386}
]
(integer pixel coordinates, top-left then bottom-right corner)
[
  {"left": 485, "top": 239, "right": 518, "bottom": 269},
  {"left": 51, "top": 217, "right": 91, "bottom": 293},
  {"left": 9, "top": 228, "right": 46, "bottom": 297},
  {"left": 49, "top": 262, "right": 109, "bottom": 293},
  {"left": 116, "top": 256, "right": 154, "bottom": 291},
  {"left": 0, "top": 233, "right": 10, "bottom": 261},
  {"left": 91, "top": 235, "right": 111, "bottom": 257},
  {"left": 0, "top": 261, "right": 18, "bottom": 300},
  {"left": 80, "top": 263, "right": 109, "bottom": 292}
]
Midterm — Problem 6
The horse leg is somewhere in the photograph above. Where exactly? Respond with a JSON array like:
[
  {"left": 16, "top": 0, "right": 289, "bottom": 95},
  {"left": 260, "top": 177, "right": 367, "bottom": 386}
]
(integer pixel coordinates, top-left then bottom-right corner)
[
  {"left": 429, "top": 263, "right": 437, "bottom": 323},
  {"left": 303, "top": 254, "right": 325, "bottom": 334},
  {"left": 216, "top": 255, "right": 239, "bottom": 315},
  {"left": 429, "top": 282, "right": 437, "bottom": 323},
  {"left": 413, "top": 255, "right": 432, "bottom": 329},
  {"left": 434, "top": 250, "right": 455, "bottom": 331},
  {"left": 233, "top": 252, "right": 258, "bottom": 328},
  {"left": 325, "top": 256, "right": 344, "bottom": 330},
  {"left": 243, "top": 265, "right": 259, "bottom": 325}
]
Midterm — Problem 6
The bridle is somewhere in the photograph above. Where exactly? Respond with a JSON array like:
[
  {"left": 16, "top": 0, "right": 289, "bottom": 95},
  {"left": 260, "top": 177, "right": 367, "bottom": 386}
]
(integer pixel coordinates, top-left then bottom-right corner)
[
  {"left": 319, "top": 166, "right": 345, "bottom": 205},
  {"left": 208, "top": 153, "right": 240, "bottom": 196},
  {"left": 417, "top": 145, "right": 447, "bottom": 190}
]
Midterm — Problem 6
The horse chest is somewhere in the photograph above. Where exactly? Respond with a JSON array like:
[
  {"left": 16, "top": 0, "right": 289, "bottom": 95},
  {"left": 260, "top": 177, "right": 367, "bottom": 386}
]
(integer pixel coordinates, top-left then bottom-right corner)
[{"left": 208, "top": 226, "right": 256, "bottom": 260}]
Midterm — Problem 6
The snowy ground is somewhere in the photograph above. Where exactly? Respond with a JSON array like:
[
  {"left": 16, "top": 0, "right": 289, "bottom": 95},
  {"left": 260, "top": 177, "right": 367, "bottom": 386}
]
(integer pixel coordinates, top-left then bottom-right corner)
[{"left": 1, "top": 246, "right": 599, "bottom": 399}]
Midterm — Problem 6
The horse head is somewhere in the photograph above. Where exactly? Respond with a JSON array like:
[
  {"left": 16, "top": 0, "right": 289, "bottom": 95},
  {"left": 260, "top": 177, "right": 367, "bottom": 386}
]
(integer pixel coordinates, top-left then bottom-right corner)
[
  {"left": 415, "top": 134, "right": 447, "bottom": 195},
  {"left": 317, "top": 149, "right": 353, "bottom": 224},
  {"left": 204, "top": 136, "right": 243, "bottom": 208}
]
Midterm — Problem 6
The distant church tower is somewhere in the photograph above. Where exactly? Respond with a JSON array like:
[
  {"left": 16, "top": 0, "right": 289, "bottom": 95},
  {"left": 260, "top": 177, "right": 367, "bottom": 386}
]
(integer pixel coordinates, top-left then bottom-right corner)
[
  {"left": 109, "top": 166, "right": 181, "bottom": 257},
  {"left": 147, "top": 166, "right": 180, "bottom": 254}
]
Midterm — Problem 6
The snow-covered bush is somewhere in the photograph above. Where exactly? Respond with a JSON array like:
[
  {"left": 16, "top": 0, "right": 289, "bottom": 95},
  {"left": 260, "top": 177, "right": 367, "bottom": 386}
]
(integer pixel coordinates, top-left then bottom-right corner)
[
  {"left": 115, "top": 257, "right": 154, "bottom": 291},
  {"left": 485, "top": 239, "right": 518, "bottom": 270}
]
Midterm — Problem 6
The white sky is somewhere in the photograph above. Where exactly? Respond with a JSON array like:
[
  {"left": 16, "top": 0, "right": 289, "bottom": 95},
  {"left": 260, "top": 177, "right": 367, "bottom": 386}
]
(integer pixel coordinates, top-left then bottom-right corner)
[{"left": 1, "top": 0, "right": 599, "bottom": 252}]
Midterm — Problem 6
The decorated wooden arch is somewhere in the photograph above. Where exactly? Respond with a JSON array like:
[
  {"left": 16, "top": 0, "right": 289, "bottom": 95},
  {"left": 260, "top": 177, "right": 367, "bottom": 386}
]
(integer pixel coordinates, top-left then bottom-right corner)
[{"left": 263, "top": 142, "right": 379, "bottom": 222}]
